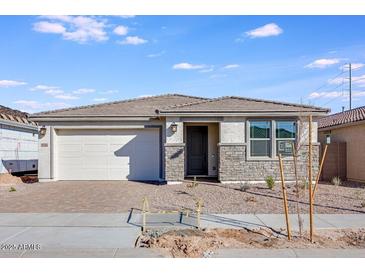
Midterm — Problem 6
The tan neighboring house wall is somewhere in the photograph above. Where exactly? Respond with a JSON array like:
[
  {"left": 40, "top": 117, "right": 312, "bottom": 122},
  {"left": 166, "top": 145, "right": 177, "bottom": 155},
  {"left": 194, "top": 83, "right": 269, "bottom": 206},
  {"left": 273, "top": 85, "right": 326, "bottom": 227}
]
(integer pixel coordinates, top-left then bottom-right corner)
[{"left": 319, "top": 121, "right": 365, "bottom": 183}]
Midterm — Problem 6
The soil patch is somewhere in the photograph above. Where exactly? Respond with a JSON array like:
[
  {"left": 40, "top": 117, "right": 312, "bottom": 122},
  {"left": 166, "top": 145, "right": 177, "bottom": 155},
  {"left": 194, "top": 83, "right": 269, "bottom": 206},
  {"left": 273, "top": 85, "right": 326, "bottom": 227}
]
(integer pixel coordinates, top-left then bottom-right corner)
[
  {"left": 0, "top": 173, "right": 23, "bottom": 185},
  {"left": 139, "top": 228, "right": 365, "bottom": 258},
  {"left": 20, "top": 175, "right": 38, "bottom": 184}
]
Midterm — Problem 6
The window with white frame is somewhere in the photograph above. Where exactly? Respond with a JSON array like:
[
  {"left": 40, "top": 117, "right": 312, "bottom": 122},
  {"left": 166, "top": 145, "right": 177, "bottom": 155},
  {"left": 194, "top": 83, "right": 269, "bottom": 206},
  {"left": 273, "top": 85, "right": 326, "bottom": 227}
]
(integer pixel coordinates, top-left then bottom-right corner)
[
  {"left": 275, "top": 121, "right": 296, "bottom": 156},
  {"left": 248, "top": 120, "right": 297, "bottom": 158},
  {"left": 249, "top": 120, "right": 271, "bottom": 157}
]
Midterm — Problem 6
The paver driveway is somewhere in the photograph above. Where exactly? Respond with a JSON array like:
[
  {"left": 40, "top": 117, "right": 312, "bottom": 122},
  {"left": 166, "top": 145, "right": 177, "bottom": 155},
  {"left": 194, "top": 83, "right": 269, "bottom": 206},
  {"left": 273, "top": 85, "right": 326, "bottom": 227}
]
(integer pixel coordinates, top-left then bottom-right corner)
[{"left": 0, "top": 180, "right": 364, "bottom": 214}]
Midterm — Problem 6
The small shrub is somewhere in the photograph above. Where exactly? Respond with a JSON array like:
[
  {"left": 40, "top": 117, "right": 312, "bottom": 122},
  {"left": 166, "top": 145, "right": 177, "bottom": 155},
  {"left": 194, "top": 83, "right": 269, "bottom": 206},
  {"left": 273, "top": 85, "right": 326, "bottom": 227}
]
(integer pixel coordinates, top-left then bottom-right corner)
[
  {"left": 240, "top": 183, "right": 251, "bottom": 192},
  {"left": 360, "top": 201, "right": 365, "bottom": 208},
  {"left": 9, "top": 187, "right": 16, "bottom": 192},
  {"left": 265, "top": 176, "right": 275, "bottom": 190},
  {"left": 332, "top": 176, "right": 342, "bottom": 187}
]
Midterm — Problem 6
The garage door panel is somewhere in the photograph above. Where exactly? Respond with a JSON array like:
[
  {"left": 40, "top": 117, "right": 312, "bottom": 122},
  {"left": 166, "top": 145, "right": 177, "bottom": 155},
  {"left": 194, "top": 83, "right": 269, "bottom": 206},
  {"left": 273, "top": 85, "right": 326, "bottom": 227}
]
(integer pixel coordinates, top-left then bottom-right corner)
[
  {"left": 56, "top": 129, "right": 160, "bottom": 181},
  {"left": 83, "top": 144, "right": 108, "bottom": 152},
  {"left": 108, "top": 156, "right": 130, "bottom": 167},
  {"left": 83, "top": 157, "right": 109, "bottom": 168},
  {"left": 58, "top": 156, "right": 83, "bottom": 166},
  {"left": 58, "top": 144, "right": 82, "bottom": 152}
]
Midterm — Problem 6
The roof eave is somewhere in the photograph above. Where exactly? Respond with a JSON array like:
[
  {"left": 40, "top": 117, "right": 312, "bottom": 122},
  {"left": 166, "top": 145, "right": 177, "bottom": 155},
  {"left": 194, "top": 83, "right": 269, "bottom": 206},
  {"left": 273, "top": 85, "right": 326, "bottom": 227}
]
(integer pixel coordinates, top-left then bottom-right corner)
[
  {"left": 29, "top": 115, "right": 157, "bottom": 122},
  {"left": 157, "top": 110, "right": 329, "bottom": 117}
]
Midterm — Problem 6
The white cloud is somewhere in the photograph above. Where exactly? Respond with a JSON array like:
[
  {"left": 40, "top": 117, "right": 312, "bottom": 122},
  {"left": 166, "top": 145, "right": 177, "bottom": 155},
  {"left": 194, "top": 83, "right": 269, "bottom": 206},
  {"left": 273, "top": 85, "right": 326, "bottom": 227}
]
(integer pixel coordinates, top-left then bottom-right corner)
[
  {"left": 93, "top": 98, "right": 108, "bottom": 102},
  {"left": 101, "top": 89, "right": 119, "bottom": 94},
  {"left": 305, "top": 58, "right": 340, "bottom": 69},
  {"left": 138, "top": 94, "right": 154, "bottom": 98},
  {"left": 30, "top": 84, "right": 59, "bottom": 91},
  {"left": 147, "top": 51, "right": 165, "bottom": 58},
  {"left": 340, "top": 63, "right": 365, "bottom": 71},
  {"left": 245, "top": 23, "right": 283, "bottom": 38},
  {"left": 113, "top": 25, "right": 128, "bottom": 36},
  {"left": 0, "top": 80, "right": 27, "bottom": 88},
  {"left": 31, "top": 84, "right": 97, "bottom": 99},
  {"left": 223, "top": 64, "right": 240, "bottom": 69},
  {"left": 44, "top": 89, "right": 64, "bottom": 95},
  {"left": 173, "top": 63, "right": 207, "bottom": 70},
  {"left": 308, "top": 91, "right": 344, "bottom": 99},
  {"left": 118, "top": 15, "right": 136, "bottom": 19},
  {"left": 14, "top": 100, "right": 70, "bottom": 111},
  {"left": 33, "top": 16, "right": 108, "bottom": 43},
  {"left": 73, "top": 88, "right": 95, "bottom": 94},
  {"left": 30, "top": 84, "right": 65, "bottom": 96},
  {"left": 33, "top": 21, "right": 66, "bottom": 34},
  {"left": 54, "top": 94, "right": 79, "bottom": 100},
  {"left": 118, "top": 36, "right": 148, "bottom": 45},
  {"left": 329, "top": 74, "right": 365, "bottom": 87},
  {"left": 308, "top": 91, "right": 365, "bottom": 99}
]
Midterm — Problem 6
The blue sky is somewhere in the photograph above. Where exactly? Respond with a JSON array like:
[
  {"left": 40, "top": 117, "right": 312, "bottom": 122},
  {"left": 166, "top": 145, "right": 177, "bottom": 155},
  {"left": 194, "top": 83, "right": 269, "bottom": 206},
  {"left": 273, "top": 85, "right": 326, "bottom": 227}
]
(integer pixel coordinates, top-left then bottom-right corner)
[{"left": 1, "top": 15, "right": 365, "bottom": 113}]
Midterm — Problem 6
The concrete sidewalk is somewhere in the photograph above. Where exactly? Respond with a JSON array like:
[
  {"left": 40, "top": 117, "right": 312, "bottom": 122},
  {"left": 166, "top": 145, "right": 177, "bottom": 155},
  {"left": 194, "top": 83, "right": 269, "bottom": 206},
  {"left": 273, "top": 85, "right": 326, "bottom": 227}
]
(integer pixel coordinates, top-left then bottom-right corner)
[
  {"left": 129, "top": 212, "right": 365, "bottom": 231},
  {"left": 212, "top": 248, "right": 365, "bottom": 258},
  {"left": 1, "top": 213, "right": 364, "bottom": 258}
]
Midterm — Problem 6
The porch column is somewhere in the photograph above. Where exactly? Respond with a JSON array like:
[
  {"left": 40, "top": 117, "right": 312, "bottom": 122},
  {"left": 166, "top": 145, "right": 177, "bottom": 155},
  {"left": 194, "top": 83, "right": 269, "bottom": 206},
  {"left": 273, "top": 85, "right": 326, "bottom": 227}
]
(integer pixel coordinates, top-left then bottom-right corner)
[
  {"left": 38, "top": 125, "right": 54, "bottom": 182},
  {"left": 218, "top": 118, "right": 246, "bottom": 183},
  {"left": 164, "top": 117, "right": 185, "bottom": 184}
]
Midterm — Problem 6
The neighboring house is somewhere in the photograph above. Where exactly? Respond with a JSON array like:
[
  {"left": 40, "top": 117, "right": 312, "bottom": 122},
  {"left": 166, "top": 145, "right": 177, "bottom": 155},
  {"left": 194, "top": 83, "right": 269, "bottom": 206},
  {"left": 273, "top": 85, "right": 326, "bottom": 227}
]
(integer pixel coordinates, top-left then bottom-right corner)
[
  {"left": 318, "top": 106, "right": 365, "bottom": 183},
  {"left": 0, "top": 105, "right": 38, "bottom": 174},
  {"left": 30, "top": 94, "right": 328, "bottom": 184}
]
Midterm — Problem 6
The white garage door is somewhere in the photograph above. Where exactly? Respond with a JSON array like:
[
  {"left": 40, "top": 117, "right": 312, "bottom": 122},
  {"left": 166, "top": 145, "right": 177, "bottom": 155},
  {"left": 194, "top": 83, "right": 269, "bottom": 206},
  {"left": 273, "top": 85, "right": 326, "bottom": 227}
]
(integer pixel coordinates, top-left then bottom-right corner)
[{"left": 56, "top": 128, "right": 160, "bottom": 181}]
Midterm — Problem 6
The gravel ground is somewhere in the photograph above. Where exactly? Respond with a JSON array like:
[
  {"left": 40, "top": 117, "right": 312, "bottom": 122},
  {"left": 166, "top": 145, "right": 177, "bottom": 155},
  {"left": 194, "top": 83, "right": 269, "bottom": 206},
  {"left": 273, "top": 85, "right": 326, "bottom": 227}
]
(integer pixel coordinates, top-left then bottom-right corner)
[{"left": 0, "top": 180, "right": 364, "bottom": 213}]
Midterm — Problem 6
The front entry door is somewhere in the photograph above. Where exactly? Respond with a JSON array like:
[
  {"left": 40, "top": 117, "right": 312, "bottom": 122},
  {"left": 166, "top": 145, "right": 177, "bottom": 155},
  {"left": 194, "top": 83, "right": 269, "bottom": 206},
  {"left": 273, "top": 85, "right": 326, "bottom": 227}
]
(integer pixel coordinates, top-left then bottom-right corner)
[{"left": 187, "top": 126, "right": 208, "bottom": 175}]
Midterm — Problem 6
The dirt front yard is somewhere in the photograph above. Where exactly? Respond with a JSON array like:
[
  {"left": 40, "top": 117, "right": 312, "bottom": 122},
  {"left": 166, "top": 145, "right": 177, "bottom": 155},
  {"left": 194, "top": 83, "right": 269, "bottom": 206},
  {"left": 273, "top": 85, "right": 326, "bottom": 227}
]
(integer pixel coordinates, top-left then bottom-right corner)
[
  {"left": 139, "top": 227, "right": 365, "bottom": 258},
  {"left": 0, "top": 178, "right": 364, "bottom": 213}
]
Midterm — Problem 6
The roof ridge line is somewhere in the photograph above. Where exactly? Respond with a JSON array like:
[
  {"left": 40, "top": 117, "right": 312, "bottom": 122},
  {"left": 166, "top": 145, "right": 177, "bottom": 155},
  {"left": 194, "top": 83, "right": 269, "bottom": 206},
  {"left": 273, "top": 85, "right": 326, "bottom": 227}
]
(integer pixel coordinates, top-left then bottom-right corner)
[
  {"left": 31, "top": 93, "right": 207, "bottom": 116},
  {"left": 228, "top": 96, "right": 328, "bottom": 111},
  {"left": 161, "top": 97, "right": 213, "bottom": 110}
]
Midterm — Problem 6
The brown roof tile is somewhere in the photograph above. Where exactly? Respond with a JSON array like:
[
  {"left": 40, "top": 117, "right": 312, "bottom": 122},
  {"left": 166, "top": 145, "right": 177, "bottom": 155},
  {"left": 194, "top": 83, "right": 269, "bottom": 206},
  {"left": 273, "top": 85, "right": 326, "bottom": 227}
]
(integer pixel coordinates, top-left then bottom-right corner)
[
  {"left": 31, "top": 94, "right": 207, "bottom": 117},
  {"left": 0, "top": 105, "right": 36, "bottom": 126},
  {"left": 159, "top": 96, "right": 329, "bottom": 113},
  {"left": 318, "top": 106, "right": 365, "bottom": 129}
]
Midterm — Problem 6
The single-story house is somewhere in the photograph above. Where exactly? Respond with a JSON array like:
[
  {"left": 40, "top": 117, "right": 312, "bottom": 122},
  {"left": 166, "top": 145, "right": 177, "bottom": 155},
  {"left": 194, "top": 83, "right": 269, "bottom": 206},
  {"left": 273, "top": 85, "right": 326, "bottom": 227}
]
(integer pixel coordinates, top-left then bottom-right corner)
[
  {"left": 318, "top": 106, "right": 365, "bottom": 183},
  {"left": 0, "top": 105, "right": 38, "bottom": 174},
  {"left": 30, "top": 94, "right": 328, "bottom": 184}
]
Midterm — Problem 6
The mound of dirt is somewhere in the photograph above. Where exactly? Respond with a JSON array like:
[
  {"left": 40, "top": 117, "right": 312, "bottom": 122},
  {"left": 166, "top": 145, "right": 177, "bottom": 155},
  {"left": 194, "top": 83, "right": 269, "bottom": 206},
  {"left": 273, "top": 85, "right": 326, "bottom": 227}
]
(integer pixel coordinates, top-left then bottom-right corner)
[
  {"left": 20, "top": 175, "right": 38, "bottom": 184},
  {"left": 0, "top": 173, "right": 23, "bottom": 185},
  {"left": 139, "top": 228, "right": 365, "bottom": 258}
]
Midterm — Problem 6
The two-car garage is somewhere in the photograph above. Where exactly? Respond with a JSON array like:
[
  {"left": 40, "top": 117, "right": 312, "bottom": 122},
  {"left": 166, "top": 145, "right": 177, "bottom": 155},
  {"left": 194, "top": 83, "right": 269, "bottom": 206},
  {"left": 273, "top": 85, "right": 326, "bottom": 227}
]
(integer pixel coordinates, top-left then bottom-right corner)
[{"left": 54, "top": 128, "right": 161, "bottom": 181}]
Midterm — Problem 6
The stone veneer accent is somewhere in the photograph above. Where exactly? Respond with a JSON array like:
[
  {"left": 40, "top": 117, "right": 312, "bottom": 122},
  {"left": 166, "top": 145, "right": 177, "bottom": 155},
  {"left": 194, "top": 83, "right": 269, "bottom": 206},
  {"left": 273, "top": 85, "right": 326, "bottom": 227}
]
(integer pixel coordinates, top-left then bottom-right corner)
[
  {"left": 218, "top": 143, "right": 319, "bottom": 182},
  {"left": 164, "top": 143, "right": 185, "bottom": 182}
]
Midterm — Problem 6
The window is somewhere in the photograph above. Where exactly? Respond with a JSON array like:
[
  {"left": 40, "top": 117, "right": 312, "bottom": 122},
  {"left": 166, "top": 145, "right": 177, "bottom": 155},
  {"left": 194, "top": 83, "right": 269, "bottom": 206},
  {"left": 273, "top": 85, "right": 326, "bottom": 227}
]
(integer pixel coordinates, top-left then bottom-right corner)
[
  {"left": 276, "top": 121, "right": 296, "bottom": 156},
  {"left": 248, "top": 120, "right": 297, "bottom": 158},
  {"left": 250, "top": 121, "right": 271, "bottom": 157}
]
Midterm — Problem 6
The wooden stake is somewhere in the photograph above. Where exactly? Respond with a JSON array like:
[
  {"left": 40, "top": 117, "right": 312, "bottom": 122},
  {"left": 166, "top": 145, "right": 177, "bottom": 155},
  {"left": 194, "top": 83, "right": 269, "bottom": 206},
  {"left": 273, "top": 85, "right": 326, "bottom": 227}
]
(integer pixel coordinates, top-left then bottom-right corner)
[
  {"left": 308, "top": 115, "right": 314, "bottom": 242},
  {"left": 312, "top": 144, "right": 328, "bottom": 199},
  {"left": 196, "top": 199, "right": 203, "bottom": 229},
  {"left": 142, "top": 197, "right": 149, "bottom": 232},
  {"left": 278, "top": 154, "right": 291, "bottom": 240}
]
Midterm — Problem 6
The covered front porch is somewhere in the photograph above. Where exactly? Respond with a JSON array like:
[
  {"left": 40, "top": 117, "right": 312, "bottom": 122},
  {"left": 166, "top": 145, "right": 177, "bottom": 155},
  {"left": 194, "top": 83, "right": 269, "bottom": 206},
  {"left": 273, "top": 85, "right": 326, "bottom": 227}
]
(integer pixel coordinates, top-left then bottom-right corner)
[{"left": 164, "top": 117, "right": 246, "bottom": 184}]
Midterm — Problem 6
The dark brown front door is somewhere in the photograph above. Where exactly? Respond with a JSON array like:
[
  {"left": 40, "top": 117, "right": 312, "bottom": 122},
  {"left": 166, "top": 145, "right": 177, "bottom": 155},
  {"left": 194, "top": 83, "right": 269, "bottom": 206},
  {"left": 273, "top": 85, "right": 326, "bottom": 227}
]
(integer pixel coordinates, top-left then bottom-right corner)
[{"left": 187, "top": 126, "right": 208, "bottom": 175}]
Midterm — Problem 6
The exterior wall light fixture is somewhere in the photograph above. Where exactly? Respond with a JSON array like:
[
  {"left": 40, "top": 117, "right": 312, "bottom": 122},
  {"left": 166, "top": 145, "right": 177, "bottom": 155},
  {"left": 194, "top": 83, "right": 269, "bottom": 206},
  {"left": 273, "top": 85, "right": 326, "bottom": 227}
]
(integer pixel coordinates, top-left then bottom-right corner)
[
  {"left": 170, "top": 122, "right": 178, "bottom": 133},
  {"left": 39, "top": 126, "right": 47, "bottom": 136}
]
